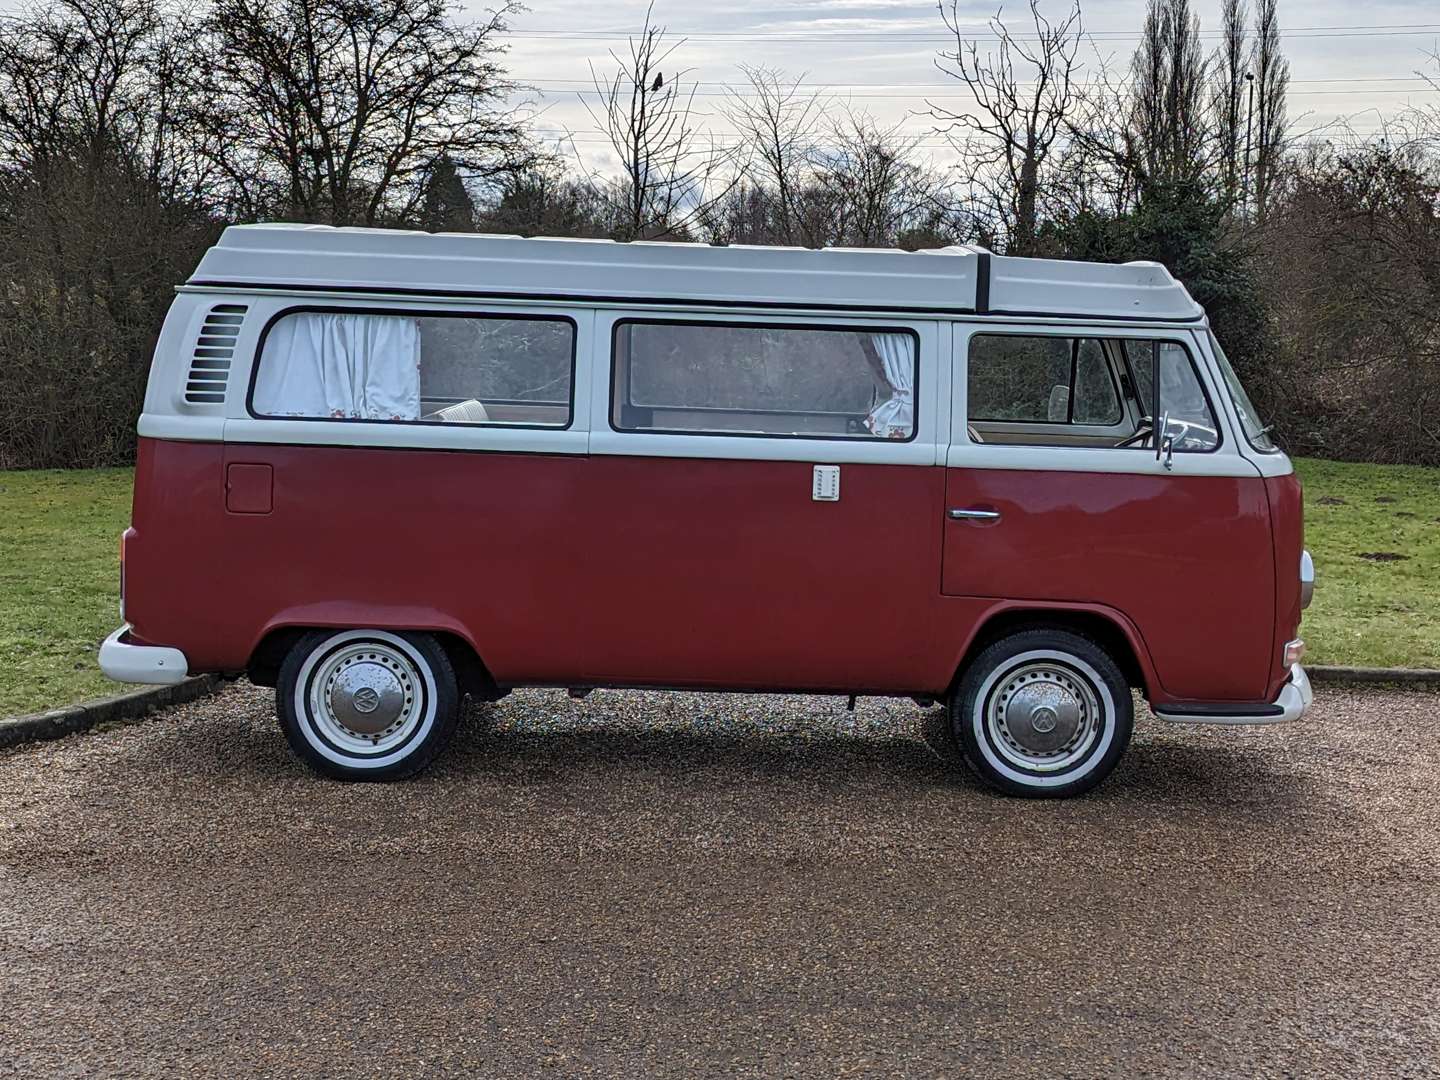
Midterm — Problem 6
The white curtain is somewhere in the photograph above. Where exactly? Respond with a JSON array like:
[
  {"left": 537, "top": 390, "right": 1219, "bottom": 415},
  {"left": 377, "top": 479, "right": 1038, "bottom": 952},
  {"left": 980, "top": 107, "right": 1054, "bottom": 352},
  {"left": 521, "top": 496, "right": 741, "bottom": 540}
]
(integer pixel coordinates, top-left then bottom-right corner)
[
  {"left": 253, "top": 313, "right": 421, "bottom": 421},
  {"left": 864, "top": 333, "right": 914, "bottom": 439}
]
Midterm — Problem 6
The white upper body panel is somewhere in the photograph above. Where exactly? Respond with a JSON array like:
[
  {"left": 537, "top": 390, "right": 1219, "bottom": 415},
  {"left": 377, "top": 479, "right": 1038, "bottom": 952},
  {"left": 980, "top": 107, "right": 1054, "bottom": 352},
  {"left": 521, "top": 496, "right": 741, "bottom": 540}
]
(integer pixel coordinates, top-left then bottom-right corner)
[
  {"left": 187, "top": 223, "right": 1204, "bottom": 322},
  {"left": 140, "top": 224, "right": 1293, "bottom": 478}
]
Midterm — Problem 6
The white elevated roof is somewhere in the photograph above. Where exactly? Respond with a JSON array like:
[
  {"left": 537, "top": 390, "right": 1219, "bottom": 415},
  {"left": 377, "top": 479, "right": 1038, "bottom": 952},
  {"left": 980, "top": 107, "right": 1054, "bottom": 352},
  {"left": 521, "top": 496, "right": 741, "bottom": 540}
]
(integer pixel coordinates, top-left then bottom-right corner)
[{"left": 189, "top": 223, "right": 1203, "bottom": 322}]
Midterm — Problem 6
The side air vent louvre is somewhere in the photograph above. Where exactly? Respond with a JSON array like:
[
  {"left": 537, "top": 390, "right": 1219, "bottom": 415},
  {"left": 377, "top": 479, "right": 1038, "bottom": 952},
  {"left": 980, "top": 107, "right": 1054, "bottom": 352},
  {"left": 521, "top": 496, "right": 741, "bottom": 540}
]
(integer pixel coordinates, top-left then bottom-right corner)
[{"left": 184, "top": 304, "right": 248, "bottom": 405}]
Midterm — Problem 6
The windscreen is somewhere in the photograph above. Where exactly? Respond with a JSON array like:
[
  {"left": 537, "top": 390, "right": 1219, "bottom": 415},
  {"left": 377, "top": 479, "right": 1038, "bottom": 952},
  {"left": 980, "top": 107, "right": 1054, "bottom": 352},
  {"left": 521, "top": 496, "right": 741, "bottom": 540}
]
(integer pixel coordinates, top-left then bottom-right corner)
[{"left": 1208, "top": 332, "right": 1276, "bottom": 451}]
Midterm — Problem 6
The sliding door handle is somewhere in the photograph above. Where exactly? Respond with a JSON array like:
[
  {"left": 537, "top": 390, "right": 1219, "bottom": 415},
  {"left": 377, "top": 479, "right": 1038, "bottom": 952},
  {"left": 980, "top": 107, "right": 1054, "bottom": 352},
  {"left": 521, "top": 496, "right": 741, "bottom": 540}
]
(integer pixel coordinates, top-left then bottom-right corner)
[{"left": 948, "top": 507, "right": 1001, "bottom": 521}]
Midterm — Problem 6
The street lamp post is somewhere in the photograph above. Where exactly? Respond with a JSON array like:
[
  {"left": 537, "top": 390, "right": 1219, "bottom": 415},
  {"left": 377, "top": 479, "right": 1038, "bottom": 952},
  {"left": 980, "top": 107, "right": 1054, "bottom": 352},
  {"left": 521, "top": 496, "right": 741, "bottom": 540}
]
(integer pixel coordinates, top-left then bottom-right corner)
[{"left": 1243, "top": 71, "right": 1255, "bottom": 219}]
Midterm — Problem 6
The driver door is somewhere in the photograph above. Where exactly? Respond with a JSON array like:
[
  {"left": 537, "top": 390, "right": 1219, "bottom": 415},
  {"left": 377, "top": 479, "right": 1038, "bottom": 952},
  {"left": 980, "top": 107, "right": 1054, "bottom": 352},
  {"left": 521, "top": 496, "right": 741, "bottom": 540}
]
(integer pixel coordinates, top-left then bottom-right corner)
[{"left": 943, "top": 324, "right": 1275, "bottom": 703}]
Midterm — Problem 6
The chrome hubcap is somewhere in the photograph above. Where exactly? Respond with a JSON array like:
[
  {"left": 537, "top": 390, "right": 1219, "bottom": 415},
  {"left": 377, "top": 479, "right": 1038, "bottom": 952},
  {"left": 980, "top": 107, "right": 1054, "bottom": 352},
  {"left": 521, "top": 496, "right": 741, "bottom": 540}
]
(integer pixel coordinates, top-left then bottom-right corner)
[
  {"left": 309, "top": 643, "right": 422, "bottom": 752},
  {"left": 329, "top": 660, "right": 406, "bottom": 735},
  {"left": 987, "top": 662, "right": 1101, "bottom": 772}
]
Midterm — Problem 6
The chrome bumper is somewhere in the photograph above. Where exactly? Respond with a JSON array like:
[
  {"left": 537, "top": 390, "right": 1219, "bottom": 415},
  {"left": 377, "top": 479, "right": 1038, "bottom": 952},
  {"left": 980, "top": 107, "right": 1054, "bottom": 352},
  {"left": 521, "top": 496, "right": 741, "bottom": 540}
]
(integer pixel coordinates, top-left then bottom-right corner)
[
  {"left": 1154, "top": 664, "right": 1313, "bottom": 726},
  {"left": 1269, "top": 663, "right": 1313, "bottom": 723},
  {"left": 98, "top": 625, "right": 189, "bottom": 685}
]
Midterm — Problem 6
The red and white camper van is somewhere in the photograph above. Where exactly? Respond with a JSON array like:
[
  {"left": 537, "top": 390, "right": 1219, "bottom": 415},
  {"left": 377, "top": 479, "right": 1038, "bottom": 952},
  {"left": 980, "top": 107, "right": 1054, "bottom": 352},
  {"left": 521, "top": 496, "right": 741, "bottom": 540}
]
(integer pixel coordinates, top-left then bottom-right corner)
[{"left": 100, "top": 224, "right": 1313, "bottom": 796}]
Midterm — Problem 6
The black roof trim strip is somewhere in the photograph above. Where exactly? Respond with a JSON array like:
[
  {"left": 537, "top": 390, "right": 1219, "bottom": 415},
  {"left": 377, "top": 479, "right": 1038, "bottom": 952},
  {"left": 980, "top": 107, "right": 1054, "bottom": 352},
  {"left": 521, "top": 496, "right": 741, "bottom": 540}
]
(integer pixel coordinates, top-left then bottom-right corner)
[
  {"left": 972, "top": 249, "right": 991, "bottom": 315},
  {"left": 184, "top": 280, "right": 1205, "bottom": 323}
]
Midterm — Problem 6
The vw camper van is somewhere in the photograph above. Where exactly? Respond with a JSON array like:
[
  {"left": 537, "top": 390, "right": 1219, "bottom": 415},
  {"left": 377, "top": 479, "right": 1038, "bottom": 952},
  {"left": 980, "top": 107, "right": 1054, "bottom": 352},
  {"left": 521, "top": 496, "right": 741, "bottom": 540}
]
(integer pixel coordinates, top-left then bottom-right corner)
[{"left": 100, "top": 224, "right": 1313, "bottom": 796}]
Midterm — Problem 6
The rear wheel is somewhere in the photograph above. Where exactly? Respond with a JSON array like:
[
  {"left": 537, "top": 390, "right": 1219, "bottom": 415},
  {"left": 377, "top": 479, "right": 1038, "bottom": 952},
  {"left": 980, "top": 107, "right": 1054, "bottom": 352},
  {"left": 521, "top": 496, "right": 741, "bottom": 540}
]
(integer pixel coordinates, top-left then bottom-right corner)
[
  {"left": 951, "top": 628, "right": 1132, "bottom": 798},
  {"left": 276, "top": 629, "right": 459, "bottom": 781}
]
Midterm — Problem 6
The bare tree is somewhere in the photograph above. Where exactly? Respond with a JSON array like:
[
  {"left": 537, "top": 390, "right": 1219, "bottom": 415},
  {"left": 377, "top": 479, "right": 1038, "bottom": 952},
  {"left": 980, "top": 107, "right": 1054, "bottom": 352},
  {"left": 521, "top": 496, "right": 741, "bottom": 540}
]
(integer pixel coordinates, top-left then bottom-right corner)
[
  {"left": 0, "top": 0, "right": 220, "bottom": 468},
  {"left": 187, "top": 0, "right": 535, "bottom": 226},
  {"left": 583, "top": 3, "right": 734, "bottom": 240},
  {"left": 0, "top": 0, "right": 204, "bottom": 191},
  {"left": 723, "top": 65, "right": 825, "bottom": 245},
  {"left": 1210, "top": 0, "right": 1247, "bottom": 206},
  {"left": 476, "top": 160, "right": 610, "bottom": 238},
  {"left": 1414, "top": 51, "right": 1440, "bottom": 156},
  {"left": 1262, "top": 140, "right": 1440, "bottom": 462},
  {"left": 930, "top": 0, "right": 1082, "bottom": 255},
  {"left": 813, "top": 109, "right": 951, "bottom": 248},
  {"left": 1130, "top": 0, "right": 1209, "bottom": 186},
  {"left": 1251, "top": 0, "right": 1288, "bottom": 220}
]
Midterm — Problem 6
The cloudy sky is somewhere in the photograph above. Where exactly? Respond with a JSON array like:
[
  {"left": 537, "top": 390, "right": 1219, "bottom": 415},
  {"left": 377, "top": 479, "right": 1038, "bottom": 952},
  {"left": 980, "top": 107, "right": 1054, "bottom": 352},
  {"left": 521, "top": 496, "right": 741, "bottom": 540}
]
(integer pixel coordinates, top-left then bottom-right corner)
[
  {"left": 4, "top": 0, "right": 1432, "bottom": 169},
  {"left": 491, "top": 0, "right": 1440, "bottom": 170}
]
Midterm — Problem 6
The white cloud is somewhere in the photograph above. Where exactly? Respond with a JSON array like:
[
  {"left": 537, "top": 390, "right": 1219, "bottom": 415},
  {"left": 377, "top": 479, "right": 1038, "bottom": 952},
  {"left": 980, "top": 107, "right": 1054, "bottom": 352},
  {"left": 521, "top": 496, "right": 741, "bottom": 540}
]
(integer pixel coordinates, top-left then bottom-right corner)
[{"left": 494, "top": 0, "right": 1439, "bottom": 167}]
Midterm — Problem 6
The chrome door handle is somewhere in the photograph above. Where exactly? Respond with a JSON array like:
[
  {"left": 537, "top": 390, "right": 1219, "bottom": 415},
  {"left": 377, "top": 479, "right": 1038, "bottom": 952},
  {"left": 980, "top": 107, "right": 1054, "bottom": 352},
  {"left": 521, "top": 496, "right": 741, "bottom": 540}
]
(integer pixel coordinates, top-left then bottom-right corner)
[{"left": 949, "top": 507, "right": 1001, "bottom": 521}]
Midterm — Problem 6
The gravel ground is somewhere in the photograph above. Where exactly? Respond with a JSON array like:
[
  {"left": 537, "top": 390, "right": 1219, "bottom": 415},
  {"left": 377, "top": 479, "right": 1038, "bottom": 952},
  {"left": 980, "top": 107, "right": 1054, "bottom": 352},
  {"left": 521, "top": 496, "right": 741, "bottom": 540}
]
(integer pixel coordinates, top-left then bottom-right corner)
[{"left": 1, "top": 681, "right": 1438, "bottom": 1079}]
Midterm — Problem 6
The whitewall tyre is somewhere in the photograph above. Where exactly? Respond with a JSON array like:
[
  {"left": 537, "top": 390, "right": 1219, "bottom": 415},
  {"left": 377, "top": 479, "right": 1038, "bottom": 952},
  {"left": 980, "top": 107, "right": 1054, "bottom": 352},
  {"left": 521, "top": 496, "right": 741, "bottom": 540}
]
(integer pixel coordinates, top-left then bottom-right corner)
[
  {"left": 276, "top": 629, "right": 460, "bottom": 781},
  {"left": 950, "top": 629, "right": 1133, "bottom": 798}
]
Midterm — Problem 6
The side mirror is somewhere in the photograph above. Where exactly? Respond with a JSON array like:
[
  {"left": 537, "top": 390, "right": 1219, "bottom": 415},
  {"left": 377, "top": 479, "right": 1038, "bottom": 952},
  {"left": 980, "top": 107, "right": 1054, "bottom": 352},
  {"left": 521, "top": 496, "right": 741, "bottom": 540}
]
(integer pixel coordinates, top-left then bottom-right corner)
[{"left": 1156, "top": 411, "right": 1175, "bottom": 470}]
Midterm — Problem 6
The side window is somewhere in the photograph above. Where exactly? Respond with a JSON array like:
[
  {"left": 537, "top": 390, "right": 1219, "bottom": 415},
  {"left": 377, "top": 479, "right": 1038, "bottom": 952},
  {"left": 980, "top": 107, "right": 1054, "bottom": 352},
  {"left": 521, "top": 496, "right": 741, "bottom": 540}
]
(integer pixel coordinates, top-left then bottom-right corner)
[
  {"left": 251, "top": 310, "right": 574, "bottom": 427},
  {"left": 612, "top": 321, "right": 918, "bottom": 440},
  {"left": 966, "top": 333, "right": 1218, "bottom": 452},
  {"left": 967, "top": 334, "right": 1121, "bottom": 428},
  {"left": 1121, "top": 340, "right": 1220, "bottom": 452}
]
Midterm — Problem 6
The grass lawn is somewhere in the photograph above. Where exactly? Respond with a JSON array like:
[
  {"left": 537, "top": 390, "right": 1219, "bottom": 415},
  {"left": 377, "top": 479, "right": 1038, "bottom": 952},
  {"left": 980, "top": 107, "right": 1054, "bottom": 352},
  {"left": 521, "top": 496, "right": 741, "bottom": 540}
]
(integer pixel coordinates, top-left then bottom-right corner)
[
  {"left": 0, "top": 458, "right": 1436, "bottom": 716},
  {"left": 1293, "top": 457, "right": 1440, "bottom": 669},
  {"left": 1, "top": 469, "right": 133, "bottom": 717}
]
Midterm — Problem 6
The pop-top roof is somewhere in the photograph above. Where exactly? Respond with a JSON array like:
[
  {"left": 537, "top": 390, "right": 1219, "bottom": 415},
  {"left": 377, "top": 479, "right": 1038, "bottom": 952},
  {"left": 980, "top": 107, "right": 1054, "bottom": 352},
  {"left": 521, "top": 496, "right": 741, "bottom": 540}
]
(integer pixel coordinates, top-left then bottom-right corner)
[{"left": 188, "top": 223, "right": 1203, "bottom": 322}]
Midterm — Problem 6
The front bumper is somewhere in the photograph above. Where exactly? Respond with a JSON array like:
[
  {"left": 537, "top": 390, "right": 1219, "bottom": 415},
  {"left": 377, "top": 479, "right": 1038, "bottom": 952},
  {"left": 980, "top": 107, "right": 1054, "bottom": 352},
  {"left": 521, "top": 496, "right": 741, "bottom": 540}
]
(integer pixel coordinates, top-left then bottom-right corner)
[
  {"left": 1154, "top": 663, "right": 1313, "bottom": 726},
  {"left": 99, "top": 625, "right": 189, "bottom": 685},
  {"left": 1269, "top": 663, "right": 1314, "bottom": 723}
]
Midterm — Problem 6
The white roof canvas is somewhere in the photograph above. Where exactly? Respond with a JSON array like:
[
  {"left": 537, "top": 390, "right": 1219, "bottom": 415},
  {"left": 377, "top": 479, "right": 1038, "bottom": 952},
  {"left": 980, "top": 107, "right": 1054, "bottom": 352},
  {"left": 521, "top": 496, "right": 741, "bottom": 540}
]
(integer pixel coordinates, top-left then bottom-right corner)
[{"left": 189, "top": 223, "right": 1204, "bottom": 322}]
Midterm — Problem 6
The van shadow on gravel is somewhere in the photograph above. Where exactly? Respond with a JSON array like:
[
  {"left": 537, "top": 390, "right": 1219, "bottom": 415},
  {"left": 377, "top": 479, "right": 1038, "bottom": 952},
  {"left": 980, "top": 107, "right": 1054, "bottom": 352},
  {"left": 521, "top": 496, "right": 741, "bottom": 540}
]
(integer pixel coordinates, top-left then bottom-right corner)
[
  {"left": 76, "top": 682, "right": 1317, "bottom": 834},
  {"left": 476, "top": 726, "right": 1305, "bottom": 814},
  {"left": 439, "top": 697, "right": 1315, "bottom": 813}
]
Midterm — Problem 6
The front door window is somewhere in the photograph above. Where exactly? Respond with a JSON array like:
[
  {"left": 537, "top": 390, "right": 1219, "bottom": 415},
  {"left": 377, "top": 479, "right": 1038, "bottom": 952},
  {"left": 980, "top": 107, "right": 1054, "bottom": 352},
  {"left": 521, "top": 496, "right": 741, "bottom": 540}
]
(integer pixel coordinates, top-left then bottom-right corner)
[{"left": 965, "top": 332, "right": 1220, "bottom": 453}]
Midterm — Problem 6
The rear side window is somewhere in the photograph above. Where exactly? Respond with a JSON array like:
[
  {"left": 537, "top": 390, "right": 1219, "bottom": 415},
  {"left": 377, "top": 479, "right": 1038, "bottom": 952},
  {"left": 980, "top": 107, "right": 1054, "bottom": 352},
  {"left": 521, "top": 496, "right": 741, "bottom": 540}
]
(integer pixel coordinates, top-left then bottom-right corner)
[
  {"left": 612, "top": 321, "right": 918, "bottom": 440},
  {"left": 251, "top": 310, "right": 574, "bottom": 427}
]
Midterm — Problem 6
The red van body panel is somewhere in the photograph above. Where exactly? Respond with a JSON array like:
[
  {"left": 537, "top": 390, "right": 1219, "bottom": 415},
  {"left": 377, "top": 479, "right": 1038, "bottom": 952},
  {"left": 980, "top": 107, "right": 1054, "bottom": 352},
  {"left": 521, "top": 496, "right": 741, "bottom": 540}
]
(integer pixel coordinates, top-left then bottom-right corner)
[
  {"left": 128, "top": 438, "right": 589, "bottom": 680},
  {"left": 129, "top": 438, "right": 964, "bottom": 691},
  {"left": 1264, "top": 472, "right": 1305, "bottom": 698},
  {"left": 126, "top": 437, "right": 1282, "bottom": 704},
  {"left": 565, "top": 453, "right": 949, "bottom": 690},
  {"left": 941, "top": 466, "right": 1276, "bottom": 701}
]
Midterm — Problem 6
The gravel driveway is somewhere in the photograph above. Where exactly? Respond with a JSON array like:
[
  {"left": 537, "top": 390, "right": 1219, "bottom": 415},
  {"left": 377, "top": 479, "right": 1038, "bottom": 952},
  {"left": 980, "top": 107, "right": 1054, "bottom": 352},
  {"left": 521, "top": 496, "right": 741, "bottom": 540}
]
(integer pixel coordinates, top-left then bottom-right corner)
[{"left": 2, "top": 681, "right": 1438, "bottom": 1078}]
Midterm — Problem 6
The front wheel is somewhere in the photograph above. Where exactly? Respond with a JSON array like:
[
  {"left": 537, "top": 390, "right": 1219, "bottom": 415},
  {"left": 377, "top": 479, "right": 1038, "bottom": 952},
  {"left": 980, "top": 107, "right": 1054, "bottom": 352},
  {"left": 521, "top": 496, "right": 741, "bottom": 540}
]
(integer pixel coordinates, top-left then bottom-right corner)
[
  {"left": 277, "top": 629, "right": 460, "bottom": 781},
  {"left": 951, "top": 629, "right": 1133, "bottom": 798}
]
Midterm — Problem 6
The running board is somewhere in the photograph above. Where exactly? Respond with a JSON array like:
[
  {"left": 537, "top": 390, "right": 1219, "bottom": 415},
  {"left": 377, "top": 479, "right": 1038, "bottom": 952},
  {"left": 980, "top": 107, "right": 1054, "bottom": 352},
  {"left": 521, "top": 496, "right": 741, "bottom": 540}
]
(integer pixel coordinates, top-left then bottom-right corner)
[
  {"left": 1153, "top": 665, "right": 1313, "bottom": 727},
  {"left": 1154, "top": 702, "right": 1283, "bottom": 724}
]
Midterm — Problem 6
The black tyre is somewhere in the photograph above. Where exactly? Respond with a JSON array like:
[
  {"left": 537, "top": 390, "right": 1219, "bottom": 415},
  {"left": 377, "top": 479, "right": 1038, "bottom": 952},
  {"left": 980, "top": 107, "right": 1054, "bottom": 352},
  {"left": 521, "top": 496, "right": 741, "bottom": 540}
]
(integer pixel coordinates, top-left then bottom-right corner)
[
  {"left": 950, "top": 628, "right": 1133, "bottom": 798},
  {"left": 276, "top": 629, "right": 460, "bottom": 781}
]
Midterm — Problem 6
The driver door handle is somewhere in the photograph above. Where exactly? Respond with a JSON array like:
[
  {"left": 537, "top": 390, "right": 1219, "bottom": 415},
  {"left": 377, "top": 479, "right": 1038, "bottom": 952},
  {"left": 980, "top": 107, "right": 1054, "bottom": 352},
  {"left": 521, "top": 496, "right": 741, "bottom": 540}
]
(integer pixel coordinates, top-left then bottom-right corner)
[{"left": 949, "top": 507, "right": 1001, "bottom": 521}]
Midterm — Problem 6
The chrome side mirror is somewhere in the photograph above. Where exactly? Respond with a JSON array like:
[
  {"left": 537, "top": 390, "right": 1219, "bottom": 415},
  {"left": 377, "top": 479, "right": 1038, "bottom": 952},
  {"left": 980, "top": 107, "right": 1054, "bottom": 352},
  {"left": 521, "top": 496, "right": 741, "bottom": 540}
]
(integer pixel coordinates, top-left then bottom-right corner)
[{"left": 1156, "top": 411, "right": 1174, "bottom": 470}]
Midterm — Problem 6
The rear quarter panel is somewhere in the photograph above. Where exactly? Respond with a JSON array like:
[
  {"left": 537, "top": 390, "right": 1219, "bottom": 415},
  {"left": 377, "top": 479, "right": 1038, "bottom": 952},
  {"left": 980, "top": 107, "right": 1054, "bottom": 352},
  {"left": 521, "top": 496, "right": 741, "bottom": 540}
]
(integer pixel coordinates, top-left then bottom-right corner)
[{"left": 1265, "top": 471, "right": 1305, "bottom": 697}]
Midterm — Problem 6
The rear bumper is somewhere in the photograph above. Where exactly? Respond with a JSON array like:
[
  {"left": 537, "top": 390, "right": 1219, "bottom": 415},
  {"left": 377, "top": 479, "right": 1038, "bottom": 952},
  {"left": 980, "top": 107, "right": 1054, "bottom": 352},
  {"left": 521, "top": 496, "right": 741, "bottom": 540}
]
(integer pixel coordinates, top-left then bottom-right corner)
[
  {"left": 99, "top": 625, "right": 189, "bottom": 685},
  {"left": 1154, "top": 664, "right": 1313, "bottom": 726}
]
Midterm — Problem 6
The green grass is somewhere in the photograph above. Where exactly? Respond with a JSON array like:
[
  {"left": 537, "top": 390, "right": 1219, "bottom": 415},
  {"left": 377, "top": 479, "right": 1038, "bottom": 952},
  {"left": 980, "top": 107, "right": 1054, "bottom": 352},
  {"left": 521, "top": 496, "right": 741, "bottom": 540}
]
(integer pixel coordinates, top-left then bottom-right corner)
[
  {"left": 1293, "top": 457, "right": 1440, "bottom": 669},
  {"left": 0, "top": 458, "right": 1436, "bottom": 716},
  {"left": 1, "top": 469, "right": 133, "bottom": 717}
]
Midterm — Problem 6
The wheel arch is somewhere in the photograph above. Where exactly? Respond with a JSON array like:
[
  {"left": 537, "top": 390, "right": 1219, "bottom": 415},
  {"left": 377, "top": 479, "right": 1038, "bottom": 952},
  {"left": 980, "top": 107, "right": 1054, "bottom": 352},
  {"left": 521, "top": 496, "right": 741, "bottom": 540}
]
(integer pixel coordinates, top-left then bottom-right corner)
[
  {"left": 950, "top": 603, "right": 1156, "bottom": 699},
  {"left": 246, "top": 618, "right": 501, "bottom": 701}
]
